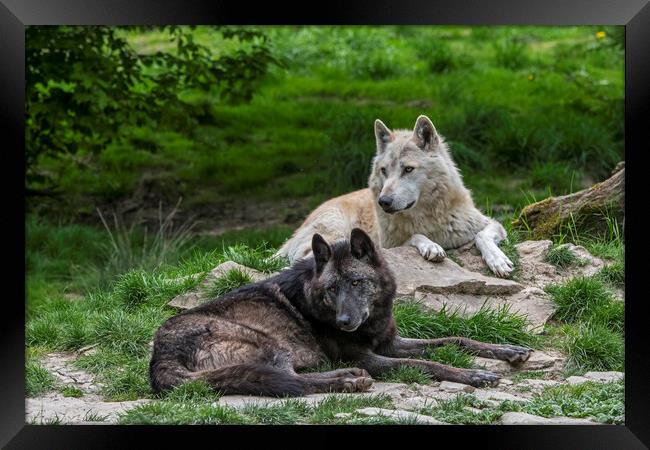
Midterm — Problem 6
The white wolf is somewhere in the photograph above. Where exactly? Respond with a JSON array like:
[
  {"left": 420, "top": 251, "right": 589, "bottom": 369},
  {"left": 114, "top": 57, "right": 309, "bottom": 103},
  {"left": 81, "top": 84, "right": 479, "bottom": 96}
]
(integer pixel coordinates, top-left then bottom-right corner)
[{"left": 276, "top": 115, "right": 514, "bottom": 277}]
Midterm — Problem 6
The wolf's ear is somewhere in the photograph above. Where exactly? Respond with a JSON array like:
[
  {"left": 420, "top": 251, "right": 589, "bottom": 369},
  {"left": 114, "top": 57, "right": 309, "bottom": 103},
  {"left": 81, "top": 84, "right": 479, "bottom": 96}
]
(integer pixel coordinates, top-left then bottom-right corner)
[
  {"left": 374, "top": 119, "right": 393, "bottom": 154},
  {"left": 412, "top": 115, "right": 440, "bottom": 152},
  {"left": 350, "top": 228, "right": 380, "bottom": 267},
  {"left": 312, "top": 234, "right": 332, "bottom": 274}
]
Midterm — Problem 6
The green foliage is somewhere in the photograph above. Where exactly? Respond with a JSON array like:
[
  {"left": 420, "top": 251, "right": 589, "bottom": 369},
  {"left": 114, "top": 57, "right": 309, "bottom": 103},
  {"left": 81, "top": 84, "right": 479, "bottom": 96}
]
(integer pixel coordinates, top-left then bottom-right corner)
[
  {"left": 26, "top": 26, "right": 280, "bottom": 190},
  {"left": 493, "top": 37, "right": 530, "bottom": 70},
  {"left": 525, "top": 381, "right": 624, "bottom": 424},
  {"left": 420, "top": 394, "right": 523, "bottom": 424},
  {"left": 27, "top": 26, "right": 624, "bottom": 217}
]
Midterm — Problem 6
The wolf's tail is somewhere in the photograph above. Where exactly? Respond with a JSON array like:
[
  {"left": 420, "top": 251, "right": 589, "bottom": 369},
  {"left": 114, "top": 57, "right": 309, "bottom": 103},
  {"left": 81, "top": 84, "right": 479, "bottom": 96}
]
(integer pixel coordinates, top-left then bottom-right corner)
[{"left": 150, "top": 359, "right": 308, "bottom": 397}]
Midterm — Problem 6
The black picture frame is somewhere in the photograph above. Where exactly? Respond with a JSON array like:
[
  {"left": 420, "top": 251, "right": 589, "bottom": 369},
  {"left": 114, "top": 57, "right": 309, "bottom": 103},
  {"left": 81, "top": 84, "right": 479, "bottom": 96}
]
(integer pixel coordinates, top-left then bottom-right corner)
[{"left": 2, "top": 1, "right": 648, "bottom": 448}]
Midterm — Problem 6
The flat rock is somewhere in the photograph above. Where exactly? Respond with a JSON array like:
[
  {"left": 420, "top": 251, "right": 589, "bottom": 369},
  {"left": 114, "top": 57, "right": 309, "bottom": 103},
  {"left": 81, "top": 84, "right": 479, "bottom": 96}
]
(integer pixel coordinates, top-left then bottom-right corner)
[
  {"left": 567, "top": 372, "right": 625, "bottom": 385},
  {"left": 519, "top": 379, "right": 560, "bottom": 389},
  {"left": 382, "top": 246, "right": 523, "bottom": 297},
  {"left": 168, "top": 261, "right": 277, "bottom": 310},
  {"left": 415, "top": 286, "right": 555, "bottom": 333},
  {"left": 499, "top": 412, "right": 600, "bottom": 425},
  {"left": 354, "top": 407, "right": 446, "bottom": 424},
  {"left": 438, "top": 381, "right": 475, "bottom": 393},
  {"left": 39, "top": 352, "right": 101, "bottom": 394},
  {"left": 474, "top": 350, "right": 565, "bottom": 375},
  {"left": 566, "top": 376, "right": 590, "bottom": 385},
  {"left": 473, "top": 389, "right": 530, "bottom": 404},
  {"left": 584, "top": 371, "right": 624, "bottom": 383},
  {"left": 26, "top": 393, "right": 151, "bottom": 424},
  {"left": 515, "top": 241, "right": 605, "bottom": 289}
]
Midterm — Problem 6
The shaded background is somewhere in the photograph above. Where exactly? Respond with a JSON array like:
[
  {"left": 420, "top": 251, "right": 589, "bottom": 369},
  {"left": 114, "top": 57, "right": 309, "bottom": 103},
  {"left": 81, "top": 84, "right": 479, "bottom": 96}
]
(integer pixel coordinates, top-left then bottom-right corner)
[{"left": 27, "top": 26, "right": 624, "bottom": 233}]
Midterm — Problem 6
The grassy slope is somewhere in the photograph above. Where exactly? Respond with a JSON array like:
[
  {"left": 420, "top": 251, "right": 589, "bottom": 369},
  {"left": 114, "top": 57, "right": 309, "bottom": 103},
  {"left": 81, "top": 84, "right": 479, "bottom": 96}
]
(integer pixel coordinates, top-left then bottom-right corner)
[{"left": 35, "top": 25, "right": 624, "bottom": 220}]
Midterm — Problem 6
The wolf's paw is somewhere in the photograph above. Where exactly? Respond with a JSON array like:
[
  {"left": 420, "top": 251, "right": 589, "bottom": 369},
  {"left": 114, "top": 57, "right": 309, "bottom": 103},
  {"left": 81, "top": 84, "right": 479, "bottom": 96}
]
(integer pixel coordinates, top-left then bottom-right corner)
[
  {"left": 464, "top": 369, "right": 500, "bottom": 388},
  {"left": 484, "top": 345, "right": 533, "bottom": 364},
  {"left": 485, "top": 253, "right": 514, "bottom": 278},
  {"left": 342, "top": 376, "right": 374, "bottom": 392},
  {"left": 417, "top": 241, "right": 446, "bottom": 262},
  {"left": 330, "top": 368, "right": 370, "bottom": 378}
]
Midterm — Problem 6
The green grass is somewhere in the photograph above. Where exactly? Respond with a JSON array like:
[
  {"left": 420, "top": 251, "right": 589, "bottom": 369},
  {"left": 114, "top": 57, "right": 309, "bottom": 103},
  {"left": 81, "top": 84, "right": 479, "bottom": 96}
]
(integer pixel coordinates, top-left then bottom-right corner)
[
  {"left": 525, "top": 380, "right": 624, "bottom": 424},
  {"left": 162, "top": 380, "right": 223, "bottom": 402},
  {"left": 420, "top": 394, "right": 524, "bottom": 424},
  {"left": 119, "top": 393, "right": 394, "bottom": 425},
  {"left": 393, "top": 299, "right": 538, "bottom": 347},
  {"left": 26, "top": 360, "right": 56, "bottom": 397},
  {"left": 426, "top": 344, "right": 475, "bottom": 369},
  {"left": 545, "top": 276, "right": 623, "bottom": 332},
  {"left": 376, "top": 366, "right": 431, "bottom": 385},
  {"left": 416, "top": 380, "right": 624, "bottom": 425},
  {"left": 61, "top": 385, "right": 84, "bottom": 398},
  {"left": 545, "top": 245, "right": 580, "bottom": 269},
  {"left": 220, "top": 243, "right": 289, "bottom": 273},
  {"left": 376, "top": 344, "right": 475, "bottom": 384},
  {"left": 597, "top": 261, "right": 625, "bottom": 289},
  {"left": 203, "top": 269, "right": 253, "bottom": 298},
  {"left": 556, "top": 322, "right": 624, "bottom": 373}
]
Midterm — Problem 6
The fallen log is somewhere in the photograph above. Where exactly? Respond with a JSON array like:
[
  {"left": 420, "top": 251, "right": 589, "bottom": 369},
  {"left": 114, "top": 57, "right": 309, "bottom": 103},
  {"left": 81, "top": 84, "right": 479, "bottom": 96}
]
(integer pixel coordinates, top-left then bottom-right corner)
[{"left": 512, "top": 163, "right": 624, "bottom": 239}]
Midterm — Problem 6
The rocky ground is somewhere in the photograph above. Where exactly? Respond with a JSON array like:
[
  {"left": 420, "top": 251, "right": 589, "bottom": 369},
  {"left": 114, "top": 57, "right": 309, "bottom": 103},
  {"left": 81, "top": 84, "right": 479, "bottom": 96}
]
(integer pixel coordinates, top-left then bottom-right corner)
[{"left": 27, "top": 239, "right": 623, "bottom": 425}]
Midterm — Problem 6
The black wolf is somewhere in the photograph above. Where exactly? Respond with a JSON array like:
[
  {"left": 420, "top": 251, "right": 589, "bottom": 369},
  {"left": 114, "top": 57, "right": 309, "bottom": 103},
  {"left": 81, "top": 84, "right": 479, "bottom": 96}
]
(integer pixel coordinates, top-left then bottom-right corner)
[{"left": 150, "top": 228, "right": 532, "bottom": 396}]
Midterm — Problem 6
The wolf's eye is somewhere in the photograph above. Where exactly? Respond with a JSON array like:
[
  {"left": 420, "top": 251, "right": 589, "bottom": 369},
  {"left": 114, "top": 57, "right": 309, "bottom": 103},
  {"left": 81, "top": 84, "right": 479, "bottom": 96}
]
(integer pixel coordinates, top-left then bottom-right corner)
[
  {"left": 380, "top": 167, "right": 387, "bottom": 176},
  {"left": 351, "top": 280, "right": 359, "bottom": 286},
  {"left": 328, "top": 286, "right": 336, "bottom": 293},
  {"left": 404, "top": 166, "right": 414, "bottom": 173}
]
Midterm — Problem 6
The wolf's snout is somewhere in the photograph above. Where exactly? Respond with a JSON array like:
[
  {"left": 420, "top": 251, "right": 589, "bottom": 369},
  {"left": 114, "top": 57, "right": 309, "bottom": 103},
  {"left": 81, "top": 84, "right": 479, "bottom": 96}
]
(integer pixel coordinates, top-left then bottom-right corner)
[
  {"left": 378, "top": 196, "right": 393, "bottom": 209},
  {"left": 336, "top": 314, "right": 352, "bottom": 329}
]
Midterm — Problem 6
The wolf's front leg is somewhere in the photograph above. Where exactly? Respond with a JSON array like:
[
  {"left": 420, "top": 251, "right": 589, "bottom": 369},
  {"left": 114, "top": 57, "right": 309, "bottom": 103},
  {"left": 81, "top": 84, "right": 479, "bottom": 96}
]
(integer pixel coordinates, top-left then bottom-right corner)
[
  {"left": 357, "top": 352, "right": 499, "bottom": 388},
  {"left": 406, "top": 234, "right": 446, "bottom": 262},
  {"left": 474, "top": 220, "right": 514, "bottom": 277},
  {"left": 382, "top": 335, "right": 532, "bottom": 364}
]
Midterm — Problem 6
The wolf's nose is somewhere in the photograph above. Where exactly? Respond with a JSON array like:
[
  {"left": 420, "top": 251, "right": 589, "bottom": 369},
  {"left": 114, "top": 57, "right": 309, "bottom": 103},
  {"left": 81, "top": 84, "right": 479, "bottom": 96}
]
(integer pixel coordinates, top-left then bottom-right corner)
[
  {"left": 378, "top": 196, "right": 393, "bottom": 208},
  {"left": 336, "top": 314, "right": 352, "bottom": 328}
]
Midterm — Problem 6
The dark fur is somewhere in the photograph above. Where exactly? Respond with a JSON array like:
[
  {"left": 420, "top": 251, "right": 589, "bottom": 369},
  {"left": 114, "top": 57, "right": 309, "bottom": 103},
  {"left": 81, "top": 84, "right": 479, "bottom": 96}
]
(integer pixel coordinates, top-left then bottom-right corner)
[{"left": 150, "top": 229, "right": 532, "bottom": 396}]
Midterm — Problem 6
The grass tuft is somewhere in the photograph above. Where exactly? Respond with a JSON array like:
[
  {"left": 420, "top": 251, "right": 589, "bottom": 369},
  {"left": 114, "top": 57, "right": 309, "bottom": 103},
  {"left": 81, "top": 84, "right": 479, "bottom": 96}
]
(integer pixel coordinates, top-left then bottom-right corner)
[
  {"left": 221, "top": 243, "right": 289, "bottom": 273},
  {"left": 376, "top": 366, "right": 431, "bottom": 385},
  {"left": 559, "top": 322, "right": 624, "bottom": 372},
  {"left": 163, "top": 380, "right": 223, "bottom": 402},
  {"left": 26, "top": 360, "right": 56, "bottom": 397},
  {"left": 545, "top": 245, "right": 579, "bottom": 269},
  {"left": 546, "top": 276, "right": 622, "bottom": 331},
  {"left": 203, "top": 269, "right": 252, "bottom": 298},
  {"left": 61, "top": 385, "right": 84, "bottom": 398},
  {"left": 425, "top": 344, "right": 475, "bottom": 369},
  {"left": 393, "top": 299, "right": 537, "bottom": 347}
]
